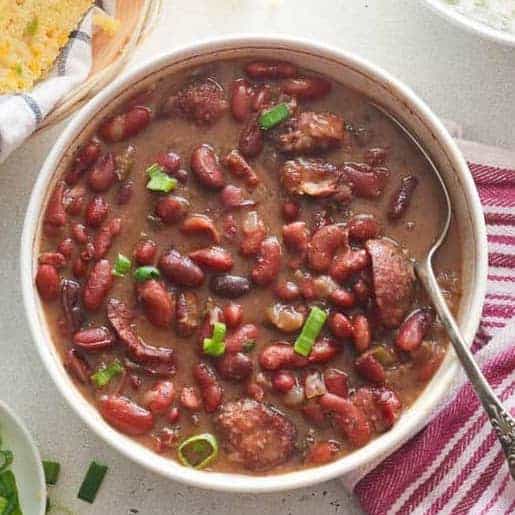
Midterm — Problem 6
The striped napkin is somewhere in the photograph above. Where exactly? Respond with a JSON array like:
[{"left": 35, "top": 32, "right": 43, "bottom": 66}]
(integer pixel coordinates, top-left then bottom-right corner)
[{"left": 344, "top": 141, "right": 515, "bottom": 514}]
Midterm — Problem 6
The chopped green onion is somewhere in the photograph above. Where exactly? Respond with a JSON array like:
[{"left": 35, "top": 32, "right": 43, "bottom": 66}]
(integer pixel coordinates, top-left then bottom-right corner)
[
  {"left": 0, "top": 451, "right": 13, "bottom": 473},
  {"left": 133, "top": 265, "right": 160, "bottom": 282},
  {"left": 0, "top": 496, "right": 7, "bottom": 513},
  {"left": 211, "top": 322, "right": 226, "bottom": 343},
  {"left": 203, "top": 322, "right": 226, "bottom": 356},
  {"left": 25, "top": 16, "right": 39, "bottom": 36},
  {"left": 242, "top": 340, "right": 256, "bottom": 353},
  {"left": 77, "top": 461, "right": 108, "bottom": 504},
  {"left": 0, "top": 470, "right": 21, "bottom": 514},
  {"left": 178, "top": 433, "right": 218, "bottom": 469},
  {"left": 294, "top": 306, "right": 328, "bottom": 357},
  {"left": 43, "top": 461, "right": 60, "bottom": 485},
  {"left": 91, "top": 360, "right": 123, "bottom": 388},
  {"left": 112, "top": 253, "right": 131, "bottom": 277},
  {"left": 258, "top": 103, "right": 290, "bottom": 130},
  {"left": 146, "top": 164, "right": 177, "bottom": 193}
]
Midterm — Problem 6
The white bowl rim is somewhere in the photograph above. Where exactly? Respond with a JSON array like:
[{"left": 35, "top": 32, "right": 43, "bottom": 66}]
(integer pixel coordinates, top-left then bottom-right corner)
[
  {"left": 422, "top": 0, "right": 515, "bottom": 47},
  {"left": 20, "top": 34, "right": 488, "bottom": 493}
]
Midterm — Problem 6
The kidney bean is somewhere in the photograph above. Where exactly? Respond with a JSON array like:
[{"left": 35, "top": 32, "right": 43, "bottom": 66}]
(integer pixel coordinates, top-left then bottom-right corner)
[
  {"left": 396, "top": 308, "right": 433, "bottom": 351},
  {"left": 73, "top": 326, "right": 115, "bottom": 351},
  {"left": 175, "top": 291, "right": 200, "bottom": 337},
  {"left": 238, "top": 116, "right": 263, "bottom": 158},
  {"left": 364, "top": 147, "right": 388, "bottom": 167},
  {"left": 180, "top": 214, "right": 220, "bottom": 243},
  {"left": 142, "top": 380, "right": 175, "bottom": 414},
  {"left": 38, "top": 252, "right": 66, "bottom": 268},
  {"left": 180, "top": 386, "right": 202, "bottom": 411},
  {"left": 156, "top": 151, "right": 181, "bottom": 174},
  {"left": 266, "top": 303, "right": 305, "bottom": 333},
  {"left": 167, "top": 407, "right": 180, "bottom": 424},
  {"left": 329, "top": 288, "right": 356, "bottom": 309},
  {"left": 247, "top": 381, "right": 265, "bottom": 401},
  {"left": 273, "top": 279, "right": 301, "bottom": 302},
  {"left": 99, "top": 395, "right": 154, "bottom": 435},
  {"left": 152, "top": 427, "right": 179, "bottom": 454},
  {"left": 342, "top": 162, "right": 389, "bottom": 198},
  {"left": 281, "top": 76, "right": 331, "bottom": 100},
  {"left": 65, "top": 140, "right": 102, "bottom": 185},
  {"left": 281, "top": 200, "right": 300, "bottom": 222},
  {"left": 133, "top": 239, "right": 157, "bottom": 265},
  {"left": 155, "top": 195, "right": 190, "bottom": 224},
  {"left": 117, "top": 180, "right": 134, "bottom": 205},
  {"left": 374, "top": 387, "right": 402, "bottom": 428},
  {"left": 190, "top": 144, "right": 225, "bottom": 190},
  {"left": 352, "top": 279, "right": 370, "bottom": 304},
  {"left": 99, "top": 106, "right": 151, "bottom": 142},
  {"left": 223, "top": 303, "right": 243, "bottom": 329},
  {"left": 302, "top": 400, "right": 327, "bottom": 426},
  {"left": 57, "top": 238, "right": 74, "bottom": 259},
  {"left": 240, "top": 211, "right": 266, "bottom": 256},
  {"left": 222, "top": 213, "right": 238, "bottom": 240},
  {"left": 329, "top": 312, "right": 354, "bottom": 340},
  {"left": 94, "top": 217, "right": 121, "bottom": 259},
  {"left": 347, "top": 214, "right": 380, "bottom": 241},
  {"left": 294, "top": 271, "right": 316, "bottom": 300},
  {"left": 230, "top": 78, "right": 254, "bottom": 122},
  {"left": 220, "top": 185, "right": 256, "bottom": 210},
  {"left": 307, "top": 224, "right": 347, "bottom": 272},
  {"left": 216, "top": 352, "right": 253, "bottom": 382},
  {"left": 193, "top": 362, "right": 224, "bottom": 412},
  {"left": 412, "top": 341, "right": 445, "bottom": 382},
  {"left": 87, "top": 152, "right": 117, "bottom": 192},
  {"left": 252, "top": 237, "right": 282, "bottom": 286},
  {"left": 329, "top": 248, "right": 370, "bottom": 283},
  {"left": 252, "top": 84, "right": 272, "bottom": 111},
  {"left": 64, "top": 183, "right": 88, "bottom": 216},
  {"left": 388, "top": 175, "right": 419, "bottom": 220},
  {"left": 209, "top": 274, "right": 250, "bottom": 299},
  {"left": 85, "top": 195, "right": 109, "bottom": 227},
  {"left": 61, "top": 279, "right": 84, "bottom": 332},
  {"left": 159, "top": 249, "right": 204, "bottom": 287},
  {"left": 44, "top": 182, "right": 67, "bottom": 228},
  {"left": 354, "top": 352, "right": 385, "bottom": 383},
  {"left": 63, "top": 348, "right": 90, "bottom": 383},
  {"left": 352, "top": 314, "right": 371, "bottom": 352},
  {"left": 223, "top": 149, "right": 259, "bottom": 187},
  {"left": 245, "top": 61, "right": 297, "bottom": 79},
  {"left": 305, "top": 441, "right": 340, "bottom": 464},
  {"left": 189, "top": 247, "right": 233, "bottom": 273},
  {"left": 319, "top": 393, "right": 371, "bottom": 447},
  {"left": 70, "top": 222, "right": 88, "bottom": 244},
  {"left": 137, "top": 280, "right": 174, "bottom": 328},
  {"left": 308, "top": 338, "right": 340, "bottom": 364},
  {"left": 225, "top": 323, "right": 258, "bottom": 353},
  {"left": 35, "top": 264, "right": 60, "bottom": 301},
  {"left": 272, "top": 370, "right": 296, "bottom": 393},
  {"left": 83, "top": 259, "right": 113, "bottom": 310},
  {"left": 259, "top": 343, "right": 308, "bottom": 371},
  {"left": 80, "top": 242, "right": 95, "bottom": 262},
  {"left": 324, "top": 368, "right": 349, "bottom": 398},
  {"left": 72, "top": 257, "right": 89, "bottom": 278},
  {"left": 282, "top": 221, "right": 309, "bottom": 258}
]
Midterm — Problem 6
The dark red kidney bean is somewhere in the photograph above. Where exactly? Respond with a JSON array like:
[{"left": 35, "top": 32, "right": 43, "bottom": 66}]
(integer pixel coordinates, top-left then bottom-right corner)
[
  {"left": 57, "top": 238, "right": 74, "bottom": 259},
  {"left": 133, "top": 239, "right": 157, "bottom": 265},
  {"left": 83, "top": 259, "right": 113, "bottom": 311},
  {"left": 94, "top": 217, "right": 121, "bottom": 260},
  {"left": 364, "top": 147, "right": 388, "bottom": 167},
  {"left": 156, "top": 151, "right": 181, "bottom": 174},
  {"left": 44, "top": 182, "right": 67, "bottom": 228},
  {"left": 247, "top": 381, "right": 265, "bottom": 401},
  {"left": 223, "top": 214, "right": 238, "bottom": 240},
  {"left": 302, "top": 400, "right": 327, "bottom": 426},
  {"left": 167, "top": 407, "right": 180, "bottom": 424},
  {"left": 73, "top": 326, "right": 115, "bottom": 351},
  {"left": 272, "top": 369, "right": 296, "bottom": 393},
  {"left": 137, "top": 280, "right": 174, "bottom": 328},
  {"left": 71, "top": 222, "right": 88, "bottom": 244},
  {"left": 222, "top": 149, "right": 259, "bottom": 187},
  {"left": 193, "top": 362, "right": 223, "bottom": 413},
  {"left": 305, "top": 441, "right": 340, "bottom": 465},
  {"left": 252, "top": 237, "right": 282, "bottom": 286},
  {"left": 117, "top": 180, "right": 134, "bottom": 205},
  {"left": 252, "top": 84, "right": 272, "bottom": 110},
  {"left": 99, "top": 395, "right": 154, "bottom": 435},
  {"left": 374, "top": 387, "right": 402, "bottom": 428},
  {"left": 180, "top": 386, "right": 202, "bottom": 411},
  {"left": 64, "top": 348, "right": 90, "bottom": 383},
  {"left": 38, "top": 252, "right": 66, "bottom": 268},
  {"left": 342, "top": 162, "right": 389, "bottom": 198},
  {"left": 307, "top": 224, "right": 347, "bottom": 273},
  {"left": 190, "top": 144, "right": 225, "bottom": 190},
  {"left": 329, "top": 249, "right": 370, "bottom": 283},
  {"left": 155, "top": 195, "right": 189, "bottom": 224},
  {"left": 281, "top": 76, "right": 331, "bottom": 100},
  {"left": 72, "top": 257, "right": 89, "bottom": 278},
  {"left": 87, "top": 152, "right": 117, "bottom": 192},
  {"left": 216, "top": 352, "right": 253, "bottom": 381},
  {"left": 181, "top": 214, "right": 220, "bottom": 243},
  {"left": 282, "top": 221, "right": 309, "bottom": 256},
  {"left": 85, "top": 195, "right": 109, "bottom": 227},
  {"left": 355, "top": 352, "right": 386, "bottom": 383},
  {"left": 414, "top": 342, "right": 445, "bottom": 382},
  {"left": 64, "top": 183, "right": 88, "bottom": 216},
  {"left": 319, "top": 393, "right": 371, "bottom": 447},
  {"left": 225, "top": 323, "right": 258, "bottom": 353},
  {"left": 189, "top": 246, "right": 234, "bottom": 272},
  {"left": 159, "top": 249, "right": 204, "bottom": 287},
  {"left": 61, "top": 279, "right": 84, "bottom": 332},
  {"left": 396, "top": 308, "right": 433, "bottom": 351},
  {"left": 142, "top": 380, "right": 175, "bottom": 414},
  {"left": 238, "top": 116, "right": 263, "bottom": 158},
  {"left": 347, "top": 214, "right": 380, "bottom": 241},
  {"left": 223, "top": 303, "right": 243, "bottom": 329},
  {"left": 273, "top": 279, "right": 301, "bottom": 302},
  {"left": 240, "top": 211, "right": 266, "bottom": 256},
  {"left": 99, "top": 106, "right": 151, "bottom": 142},
  {"left": 209, "top": 274, "right": 250, "bottom": 299},
  {"left": 281, "top": 200, "right": 300, "bottom": 222},
  {"left": 259, "top": 343, "right": 308, "bottom": 371},
  {"left": 230, "top": 78, "right": 254, "bottom": 122},
  {"left": 388, "top": 175, "right": 419, "bottom": 220},
  {"left": 324, "top": 368, "right": 349, "bottom": 398},
  {"left": 220, "top": 185, "right": 256, "bottom": 210},
  {"left": 65, "top": 140, "right": 102, "bottom": 185},
  {"left": 308, "top": 338, "right": 340, "bottom": 364},
  {"left": 245, "top": 60, "right": 297, "bottom": 79},
  {"left": 329, "top": 312, "right": 354, "bottom": 340},
  {"left": 35, "top": 264, "right": 60, "bottom": 301},
  {"left": 352, "top": 314, "right": 371, "bottom": 352},
  {"left": 329, "top": 288, "right": 356, "bottom": 309},
  {"left": 175, "top": 291, "right": 200, "bottom": 337},
  {"left": 80, "top": 242, "right": 95, "bottom": 262},
  {"left": 352, "top": 279, "right": 370, "bottom": 304}
]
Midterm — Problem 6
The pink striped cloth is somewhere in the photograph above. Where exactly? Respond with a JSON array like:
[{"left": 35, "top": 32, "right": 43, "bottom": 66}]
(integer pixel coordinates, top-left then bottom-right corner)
[{"left": 346, "top": 154, "right": 515, "bottom": 514}]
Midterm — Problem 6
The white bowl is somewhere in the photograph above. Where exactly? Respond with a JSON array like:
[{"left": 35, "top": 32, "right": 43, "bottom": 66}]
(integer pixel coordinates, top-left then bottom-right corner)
[
  {"left": 422, "top": 0, "right": 515, "bottom": 47},
  {"left": 0, "top": 401, "right": 46, "bottom": 514},
  {"left": 21, "top": 35, "right": 488, "bottom": 492}
]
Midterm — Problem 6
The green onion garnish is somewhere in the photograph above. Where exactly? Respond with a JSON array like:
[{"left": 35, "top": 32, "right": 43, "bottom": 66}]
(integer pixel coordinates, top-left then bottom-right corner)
[
  {"left": 0, "top": 470, "right": 21, "bottom": 514},
  {"left": 294, "top": 306, "right": 328, "bottom": 357},
  {"left": 203, "top": 321, "right": 226, "bottom": 357},
  {"left": 90, "top": 360, "right": 123, "bottom": 388},
  {"left": 0, "top": 451, "right": 13, "bottom": 473},
  {"left": 112, "top": 254, "right": 131, "bottom": 278},
  {"left": 133, "top": 265, "right": 160, "bottom": 282},
  {"left": 77, "top": 461, "right": 108, "bottom": 504},
  {"left": 0, "top": 496, "right": 7, "bottom": 513},
  {"left": 43, "top": 460, "right": 60, "bottom": 485},
  {"left": 146, "top": 164, "right": 177, "bottom": 193},
  {"left": 258, "top": 103, "right": 290, "bottom": 130},
  {"left": 178, "top": 433, "right": 219, "bottom": 469},
  {"left": 25, "top": 16, "right": 39, "bottom": 36}
]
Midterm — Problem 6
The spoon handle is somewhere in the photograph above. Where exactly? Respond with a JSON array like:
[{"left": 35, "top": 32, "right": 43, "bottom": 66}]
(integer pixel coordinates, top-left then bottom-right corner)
[{"left": 415, "top": 260, "right": 515, "bottom": 480}]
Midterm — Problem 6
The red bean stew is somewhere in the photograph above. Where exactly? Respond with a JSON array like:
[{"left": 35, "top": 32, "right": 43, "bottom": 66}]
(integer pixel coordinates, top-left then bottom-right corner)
[{"left": 35, "top": 59, "right": 462, "bottom": 474}]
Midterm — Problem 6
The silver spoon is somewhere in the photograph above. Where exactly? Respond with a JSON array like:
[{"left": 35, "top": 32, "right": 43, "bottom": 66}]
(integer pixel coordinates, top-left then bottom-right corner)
[{"left": 373, "top": 104, "right": 515, "bottom": 480}]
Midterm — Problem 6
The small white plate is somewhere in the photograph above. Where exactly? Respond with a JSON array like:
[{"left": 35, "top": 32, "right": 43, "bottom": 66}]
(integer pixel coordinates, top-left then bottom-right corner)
[{"left": 0, "top": 401, "right": 46, "bottom": 515}]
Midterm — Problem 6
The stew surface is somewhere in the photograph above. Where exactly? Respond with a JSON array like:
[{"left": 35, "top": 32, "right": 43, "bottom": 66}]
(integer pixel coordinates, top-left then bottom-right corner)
[{"left": 35, "top": 59, "right": 462, "bottom": 474}]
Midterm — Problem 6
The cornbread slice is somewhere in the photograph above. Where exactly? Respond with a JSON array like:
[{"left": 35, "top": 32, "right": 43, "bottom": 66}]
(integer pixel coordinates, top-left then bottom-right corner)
[{"left": 0, "top": 0, "right": 94, "bottom": 94}]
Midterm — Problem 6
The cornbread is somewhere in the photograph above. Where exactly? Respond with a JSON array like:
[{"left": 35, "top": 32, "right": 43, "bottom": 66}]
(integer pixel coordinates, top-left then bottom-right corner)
[{"left": 0, "top": 0, "right": 93, "bottom": 94}]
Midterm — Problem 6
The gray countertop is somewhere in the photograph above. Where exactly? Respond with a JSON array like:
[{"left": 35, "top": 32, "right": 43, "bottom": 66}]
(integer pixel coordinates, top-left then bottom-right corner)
[{"left": 1, "top": 1, "right": 513, "bottom": 513}]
